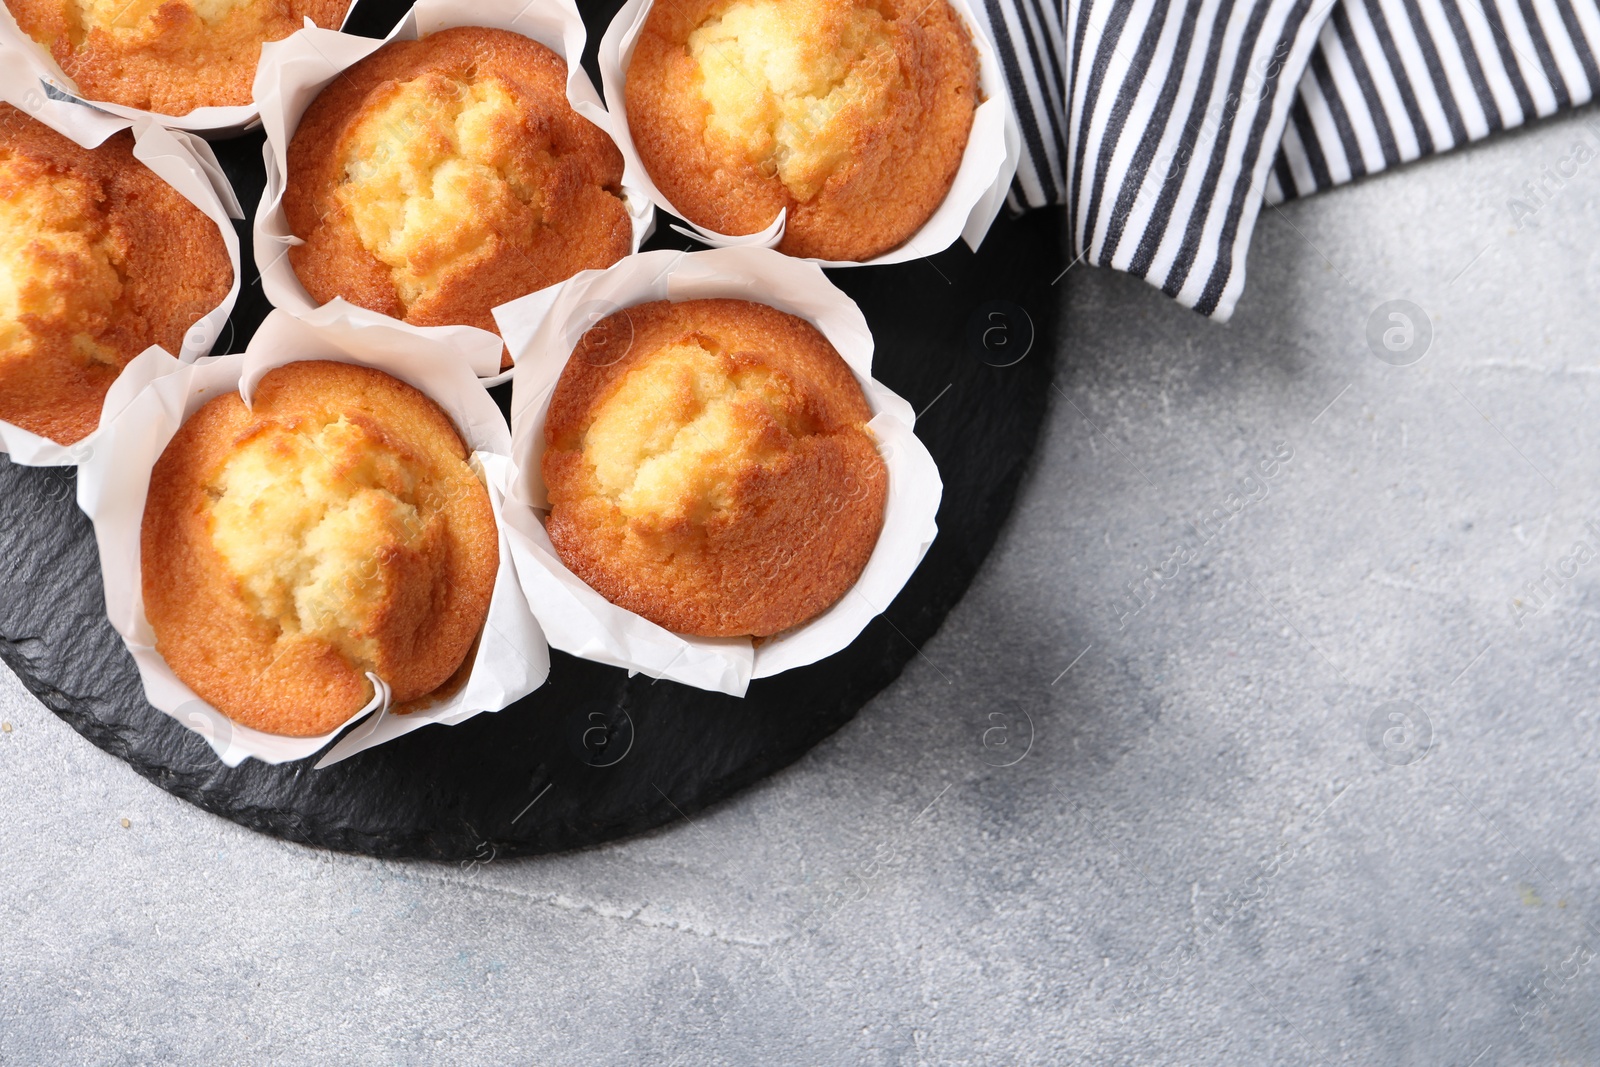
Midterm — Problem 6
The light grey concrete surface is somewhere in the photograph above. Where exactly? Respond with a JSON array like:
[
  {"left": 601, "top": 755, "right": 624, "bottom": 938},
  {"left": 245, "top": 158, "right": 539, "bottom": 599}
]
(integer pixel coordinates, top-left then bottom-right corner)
[{"left": 6, "top": 107, "right": 1600, "bottom": 1066}]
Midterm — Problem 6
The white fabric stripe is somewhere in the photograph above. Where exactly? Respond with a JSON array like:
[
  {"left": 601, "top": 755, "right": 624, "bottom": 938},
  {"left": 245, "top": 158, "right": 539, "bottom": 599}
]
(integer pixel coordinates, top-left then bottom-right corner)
[
  {"left": 1569, "top": 0, "right": 1600, "bottom": 77},
  {"left": 1061, "top": 0, "right": 1101, "bottom": 220},
  {"left": 1278, "top": 114, "right": 1321, "bottom": 193},
  {"left": 1138, "top": 0, "right": 1270, "bottom": 286},
  {"left": 1037, "top": 0, "right": 1067, "bottom": 58},
  {"left": 1017, "top": 153, "right": 1050, "bottom": 203},
  {"left": 1189, "top": 0, "right": 1321, "bottom": 306},
  {"left": 1344, "top": 0, "right": 1425, "bottom": 159},
  {"left": 1012, "top": 142, "right": 1050, "bottom": 206},
  {"left": 997, "top": 0, "right": 1070, "bottom": 188},
  {"left": 1461, "top": 0, "right": 1529, "bottom": 125},
  {"left": 1322, "top": 18, "right": 1390, "bottom": 171},
  {"left": 1018, "top": 3, "right": 1072, "bottom": 198},
  {"left": 1495, "top": 0, "right": 1560, "bottom": 115},
  {"left": 965, "top": 0, "right": 1053, "bottom": 207},
  {"left": 1417, "top": 0, "right": 1496, "bottom": 136},
  {"left": 1084, "top": 0, "right": 1196, "bottom": 258},
  {"left": 1531, "top": 0, "right": 1592, "bottom": 103},
  {"left": 1206, "top": 2, "right": 1341, "bottom": 314},
  {"left": 998, "top": 0, "right": 1062, "bottom": 195},
  {"left": 1377, "top": 0, "right": 1461, "bottom": 151},
  {"left": 1016, "top": 0, "right": 1069, "bottom": 134},
  {"left": 1299, "top": 67, "right": 1356, "bottom": 181},
  {"left": 1072, "top": 0, "right": 1152, "bottom": 251},
  {"left": 1102, "top": 0, "right": 1229, "bottom": 272},
  {"left": 1174, "top": 0, "right": 1313, "bottom": 309}
]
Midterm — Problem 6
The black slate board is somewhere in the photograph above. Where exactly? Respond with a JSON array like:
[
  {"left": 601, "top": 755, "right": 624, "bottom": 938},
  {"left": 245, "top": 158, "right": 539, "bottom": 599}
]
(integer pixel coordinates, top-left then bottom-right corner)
[{"left": 0, "top": 0, "right": 1062, "bottom": 859}]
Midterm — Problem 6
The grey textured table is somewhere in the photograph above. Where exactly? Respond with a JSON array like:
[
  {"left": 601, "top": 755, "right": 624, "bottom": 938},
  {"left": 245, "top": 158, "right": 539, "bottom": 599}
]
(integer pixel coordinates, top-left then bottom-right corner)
[{"left": 4, "top": 106, "right": 1600, "bottom": 1065}]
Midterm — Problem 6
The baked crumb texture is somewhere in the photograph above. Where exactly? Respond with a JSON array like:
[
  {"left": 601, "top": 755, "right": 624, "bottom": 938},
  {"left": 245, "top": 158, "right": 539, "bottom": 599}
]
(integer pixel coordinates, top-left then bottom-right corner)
[
  {"left": 625, "top": 0, "right": 978, "bottom": 261},
  {"left": 141, "top": 360, "right": 499, "bottom": 737},
  {"left": 6, "top": 0, "right": 351, "bottom": 112},
  {"left": 0, "top": 104, "right": 230, "bottom": 444},
  {"left": 543, "top": 298, "right": 889, "bottom": 638},
  {"left": 286, "top": 27, "right": 632, "bottom": 368}
]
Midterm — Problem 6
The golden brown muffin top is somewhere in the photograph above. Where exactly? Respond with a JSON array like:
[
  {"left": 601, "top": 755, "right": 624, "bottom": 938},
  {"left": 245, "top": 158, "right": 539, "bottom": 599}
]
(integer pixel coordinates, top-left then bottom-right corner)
[
  {"left": 0, "top": 104, "right": 231, "bottom": 444},
  {"left": 286, "top": 26, "right": 633, "bottom": 369},
  {"left": 625, "top": 0, "right": 979, "bottom": 261},
  {"left": 543, "top": 298, "right": 888, "bottom": 637},
  {"left": 6, "top": 0, "right": 351, "bottom": 113},
  {"left": 141, "top": 360, "right": 499, "bottom": 737}
]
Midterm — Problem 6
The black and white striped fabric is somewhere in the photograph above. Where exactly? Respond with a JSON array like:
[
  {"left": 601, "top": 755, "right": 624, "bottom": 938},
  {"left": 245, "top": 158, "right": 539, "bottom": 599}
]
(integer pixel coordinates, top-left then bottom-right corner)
[
  {"left": 974, "top": 0, "right": 1599, "bottom": 319},
  {"left": 1271, "top": 0, "right": 1598, "bottom": 201}
]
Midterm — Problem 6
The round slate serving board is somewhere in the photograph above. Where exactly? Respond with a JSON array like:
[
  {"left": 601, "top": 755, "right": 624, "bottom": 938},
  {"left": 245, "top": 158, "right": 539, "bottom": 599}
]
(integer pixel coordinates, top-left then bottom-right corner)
[{"left": 0, "top": 0, "right": 1062, "bottom": 859}]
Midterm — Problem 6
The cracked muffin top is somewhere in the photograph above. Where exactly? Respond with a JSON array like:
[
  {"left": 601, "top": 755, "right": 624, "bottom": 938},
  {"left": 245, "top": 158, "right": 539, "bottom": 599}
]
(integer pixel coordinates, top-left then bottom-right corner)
[
  {"left": 141, "top": 360, "right": 498, "bottom": 736},
  {"left": 624, "top": 0, "right": 978, "bottom": 261},
  {"left": 6, "top": 0, "right": 352, "bottom": 113},
  {"left": 542, "top": 298, "right": 888, "bottom": 638},
  {"left": 285, "top": 26, "right": 633, "bottom": 369},
  {"left": 0, "top": 104, "right": 230, "bottom": 444}
]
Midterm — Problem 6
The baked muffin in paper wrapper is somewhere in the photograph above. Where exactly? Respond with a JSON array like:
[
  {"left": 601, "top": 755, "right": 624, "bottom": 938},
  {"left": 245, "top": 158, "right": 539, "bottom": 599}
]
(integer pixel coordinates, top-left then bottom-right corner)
[
  {"left": 0, "top": 0, "right": 358, "bottom": 135},
  {"left": 252, "top": 0, "right": 655, "bottom": 386},
  {"left": 495, "top": 246, "right": 941, "bottom": 697},
  {"left": 0, "top": 65, "right": 241, "bottom": 466},
  {"left": 596, "top": 0, "right": 1019, "bottom": 266},
  {"left": 77, "top": 309, "right": 549, "bottom": 767}
]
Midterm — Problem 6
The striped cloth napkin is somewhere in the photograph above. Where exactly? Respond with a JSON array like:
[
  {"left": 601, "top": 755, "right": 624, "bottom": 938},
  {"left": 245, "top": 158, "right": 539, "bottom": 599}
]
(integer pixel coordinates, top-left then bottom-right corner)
[{"left": 976, "top": 0, "right": 1599, "bottom": 319}]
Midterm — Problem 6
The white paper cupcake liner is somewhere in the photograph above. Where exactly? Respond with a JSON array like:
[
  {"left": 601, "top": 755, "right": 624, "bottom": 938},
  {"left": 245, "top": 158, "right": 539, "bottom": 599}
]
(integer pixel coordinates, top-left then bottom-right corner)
[
  {"left": 0, "top": 0, "right": 358, "bottom": 135},
  {"left": 252, "top": 0, "right": 656, "bottom": 384},
  {"left": 76, "top": 309, "right": 550, "bottom": 767},
  {"left": 493, "top": 246, "right": 942, "bottom": 697},
  {"left": 596, "top": 0, "right": 1020, "bottom": 267},
  {"left": 0, "top": 78, "right": 243, "bottom": 466}
]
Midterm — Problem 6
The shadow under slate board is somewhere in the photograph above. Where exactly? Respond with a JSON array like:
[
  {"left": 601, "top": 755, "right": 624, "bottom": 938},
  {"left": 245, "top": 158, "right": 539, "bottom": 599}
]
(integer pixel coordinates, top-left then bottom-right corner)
[{"left": 0, "top": 0, "right": 1063, "bottom": 860}]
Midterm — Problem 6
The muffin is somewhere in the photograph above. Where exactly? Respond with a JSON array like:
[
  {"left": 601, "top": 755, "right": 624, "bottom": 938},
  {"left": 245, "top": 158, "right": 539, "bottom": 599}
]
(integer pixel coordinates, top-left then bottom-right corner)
[
  {"left": 543, "top": 298, "right": 888, "bottom": 637},
  {"left": 286, "top": 26, "right": 632, "bottom": 369},
  {"left": 0, "top": 104, "right": 230, "bottom": 445},
  {"left": 141, "top": 360, "right": 499, "bottom": 737},
  {"left": 625, "top": 0, "right": 979, "bottom": 261},
  {"left": 6, "top": 0, "right": 351, "bottom": 113}
]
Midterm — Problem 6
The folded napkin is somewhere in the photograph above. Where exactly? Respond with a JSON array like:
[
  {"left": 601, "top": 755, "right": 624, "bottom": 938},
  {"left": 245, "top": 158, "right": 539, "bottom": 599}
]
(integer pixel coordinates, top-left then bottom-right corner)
[{"left": 980, "top": 0, "right": 1598, "bottom": 319}]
